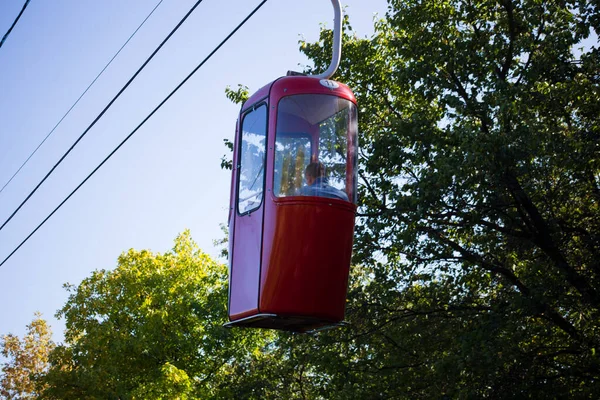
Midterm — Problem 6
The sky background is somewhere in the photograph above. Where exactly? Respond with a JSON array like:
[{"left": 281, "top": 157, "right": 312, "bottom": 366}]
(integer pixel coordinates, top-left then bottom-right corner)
[{"left": 0, "top": 0, "right": 388, "bottom": 342}]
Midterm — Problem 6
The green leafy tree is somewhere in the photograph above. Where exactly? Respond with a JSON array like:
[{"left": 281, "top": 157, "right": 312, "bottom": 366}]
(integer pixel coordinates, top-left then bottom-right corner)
[
  {"left": 221, "top": 84, "right": 250, "bottom": 171},
  {"left": 1, "top": 313, "right": 55, "bottom": 399},
  {"left": 40, "top": 231, "right": 271, "bottom": 399},
  {"left": 290, "top": 0, "right": 600, "bottom": 397},
  {"left": 224, "top": 1, "right": 600, "bottom": 398}
]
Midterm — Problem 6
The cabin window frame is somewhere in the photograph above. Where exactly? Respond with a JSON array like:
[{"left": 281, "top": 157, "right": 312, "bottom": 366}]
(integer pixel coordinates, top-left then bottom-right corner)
[{"left": 236, "top": 102, "right": 268, "bottom": 215}]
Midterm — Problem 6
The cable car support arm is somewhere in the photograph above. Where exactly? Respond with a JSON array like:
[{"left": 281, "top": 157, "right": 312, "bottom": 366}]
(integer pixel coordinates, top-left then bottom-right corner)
[{"left": 308, "top": 0, "right": 342, "bottom": 80}]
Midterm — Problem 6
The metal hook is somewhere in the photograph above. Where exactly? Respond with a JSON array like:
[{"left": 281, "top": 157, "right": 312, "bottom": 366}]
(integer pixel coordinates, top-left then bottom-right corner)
[{"left": 308, "top": 0, "right": 342, "bottom": 80}]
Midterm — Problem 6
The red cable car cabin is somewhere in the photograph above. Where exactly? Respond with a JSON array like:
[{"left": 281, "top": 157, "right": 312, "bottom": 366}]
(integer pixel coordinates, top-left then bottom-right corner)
[{"left": 226, "top": 75, "right": 358, "bottom": 333}]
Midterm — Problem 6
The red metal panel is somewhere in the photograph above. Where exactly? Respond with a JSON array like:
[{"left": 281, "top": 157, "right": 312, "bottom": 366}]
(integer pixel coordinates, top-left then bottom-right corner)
[
  {"left": 229, "top": 100, "right": 267, "bottom": 321},
  {"left": 258, "top": 77, "right": 357, "bottom": 322},
  {"left": 244, "top": 76, "right": 356, "bottom": 114},
  {"left": 259, "top": 197, "right": 356, "bottom": 321},
  {"left": 229, "top": 209, "right": 263, "bottom": 320},
  {"left": 227, "top": 120, "right": 239, "bottom": 313},
  {"left": 242, "top": 82, "right": 272, "bottom": 113},
  {"left": 228, "top": 118, "right": 239, "bottom": 226},
  {"left": 270, "top": 76, "right": 357, "bottom": 105}
]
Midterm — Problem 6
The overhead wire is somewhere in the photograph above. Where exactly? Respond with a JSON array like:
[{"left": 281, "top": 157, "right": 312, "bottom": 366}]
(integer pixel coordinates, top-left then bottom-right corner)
[
  {"left": 0, "top": 0, "right": 269, "bottom": 268},
  {"left": 0, "top": 0, "right": 206, "bottom": 233},
  {"left": 0, "top": 0, "right": 31, "bottom": 50},
  {"left": 0, "top": 0, "right": 165, "bottom": 197}
]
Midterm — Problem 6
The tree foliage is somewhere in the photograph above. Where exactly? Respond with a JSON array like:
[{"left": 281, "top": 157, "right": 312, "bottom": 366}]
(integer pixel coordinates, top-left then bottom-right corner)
[
  {"left": 221, "top": 84, "right": 250, "bottom": 170},
  {"left": 217, "top": 1, "right": 599, "bottom": 395},
  {"left": 38, "top": 231, "right": 271, "bottom": 399},
  {"left": 1, "top": 313, "right": 55, "bottom": 399},
  {"left": 290, "top": 0, "right": 600, "bottom": 397}
]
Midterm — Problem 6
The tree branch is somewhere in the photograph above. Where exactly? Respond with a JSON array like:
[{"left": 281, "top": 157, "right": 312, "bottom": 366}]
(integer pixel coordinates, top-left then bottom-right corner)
[
  {"left": 516, "top": 6, "right": 546, "bottom": 86},
  {"left": 426, "top": 228, "right": 585, "bottom": 342},
  {"left": 503, "top": 171, "right": 600, "bottom": 308},
  {"left": 499, "top": 0, "right": 517, "bottom": 80}
]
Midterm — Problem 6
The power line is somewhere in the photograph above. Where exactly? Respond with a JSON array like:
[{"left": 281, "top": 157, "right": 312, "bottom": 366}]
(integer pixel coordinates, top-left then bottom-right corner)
[
  {"left": 0, "top": 0, "right": 269, "bottom": 268},
  {"left": 0, "top": 0, "right": 31, "bottom": 49},
  {"left": 0, "top": 0, "right": 206, "bottom": 233},
  {"left": 0, "top": 0, "right": 164, "bottom": 197}
]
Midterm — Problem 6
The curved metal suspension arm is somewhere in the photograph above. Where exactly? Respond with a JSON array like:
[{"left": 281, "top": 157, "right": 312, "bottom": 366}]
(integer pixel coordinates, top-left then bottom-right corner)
[{"left": 309, "top": 0, "right": 342, "bottom": 80}]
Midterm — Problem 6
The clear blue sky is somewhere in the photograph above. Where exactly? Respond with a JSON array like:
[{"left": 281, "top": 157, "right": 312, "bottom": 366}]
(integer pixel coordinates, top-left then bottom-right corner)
[{"left": 0, "top": 0, "right": 388, "bottom": 341}]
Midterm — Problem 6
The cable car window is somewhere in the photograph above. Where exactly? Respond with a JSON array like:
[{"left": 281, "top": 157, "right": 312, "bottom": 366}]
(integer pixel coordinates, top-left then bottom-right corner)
[
  {"left": 273, "top": 134, "right": 311, "bottom": 197},
  {"left": 238, "top": 104, "right": 267, "bottom": 214},
  {"left": 275, "top": 94, "right": 358, "bottom": 202}
]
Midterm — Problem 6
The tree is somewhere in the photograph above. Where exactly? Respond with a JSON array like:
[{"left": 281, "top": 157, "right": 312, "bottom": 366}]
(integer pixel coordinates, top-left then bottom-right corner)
[
  {"left": 290, "top": 0, "right": 600, "bottom": 397},
  {"left": 1, "top": 313, "right": 55, "bottom": 399},
  {"left": 39, "top": 231, "right": 271, "bottom": 399}
]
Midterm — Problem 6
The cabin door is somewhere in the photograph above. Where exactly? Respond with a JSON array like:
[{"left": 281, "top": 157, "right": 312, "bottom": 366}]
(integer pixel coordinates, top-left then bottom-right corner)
[{"left": 229, "top": 103, "right": 268, "bottom": 318}]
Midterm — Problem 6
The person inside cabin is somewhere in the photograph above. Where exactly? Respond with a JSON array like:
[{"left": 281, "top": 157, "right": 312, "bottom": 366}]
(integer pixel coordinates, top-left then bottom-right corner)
[{"left": 300, "top": 161, "right": 349, "bottom": 201}]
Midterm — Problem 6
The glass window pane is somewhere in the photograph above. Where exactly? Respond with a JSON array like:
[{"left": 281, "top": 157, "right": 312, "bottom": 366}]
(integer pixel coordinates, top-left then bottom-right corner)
[
  {"left": 318, "top": 108, "right": 350, "bottom": 193},
  {"left": 273, "top": 134, "right": 311, "bottom": 197},
  {"left": 275, "top": 94, "right": 358, "bottom": 202},
  {"left": 238, "top": 105, "right": 267, "bottom": 214}
]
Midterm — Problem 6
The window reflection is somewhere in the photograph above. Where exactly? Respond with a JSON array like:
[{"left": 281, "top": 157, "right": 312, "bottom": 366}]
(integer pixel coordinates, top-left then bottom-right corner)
[
  {"left": 238, "top": 105, "right": 267, "bottom": 214},
  {"left": 274, "top": 134, "right": 311, "bottom": 197},
  {"left": 274, "top": 94, "right": 358, "bottom": 203}
]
